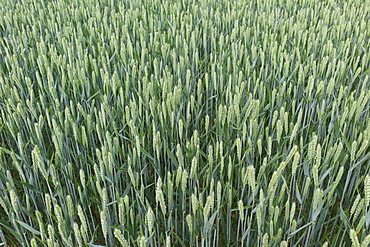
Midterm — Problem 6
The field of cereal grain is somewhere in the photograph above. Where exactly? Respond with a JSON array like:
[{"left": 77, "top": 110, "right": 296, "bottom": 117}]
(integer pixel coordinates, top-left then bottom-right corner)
[{"left": 0, "top": 0, "right": 369, "bottom": 246}]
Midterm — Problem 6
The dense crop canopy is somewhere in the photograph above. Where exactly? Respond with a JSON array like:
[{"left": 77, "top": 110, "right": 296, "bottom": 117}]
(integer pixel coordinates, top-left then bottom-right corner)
[{"left": 0, "top": 0, "right": 369, "bottom": 246}]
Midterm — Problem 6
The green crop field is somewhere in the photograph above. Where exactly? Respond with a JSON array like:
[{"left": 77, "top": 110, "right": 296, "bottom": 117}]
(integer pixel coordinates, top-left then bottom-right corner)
[{"left": 0, "top": 0, "right": 369, "bottom": 246}]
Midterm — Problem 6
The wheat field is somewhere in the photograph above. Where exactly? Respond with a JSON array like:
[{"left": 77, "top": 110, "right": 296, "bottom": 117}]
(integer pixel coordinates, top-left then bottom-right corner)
[{"left": 0, "top": 0, "right": 369, "bottom": 246}]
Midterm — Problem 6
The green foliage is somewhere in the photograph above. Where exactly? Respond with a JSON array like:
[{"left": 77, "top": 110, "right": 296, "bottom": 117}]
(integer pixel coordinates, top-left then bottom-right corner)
[{"left": 0, "top": 0, "right": 369, "bottom": 246}]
